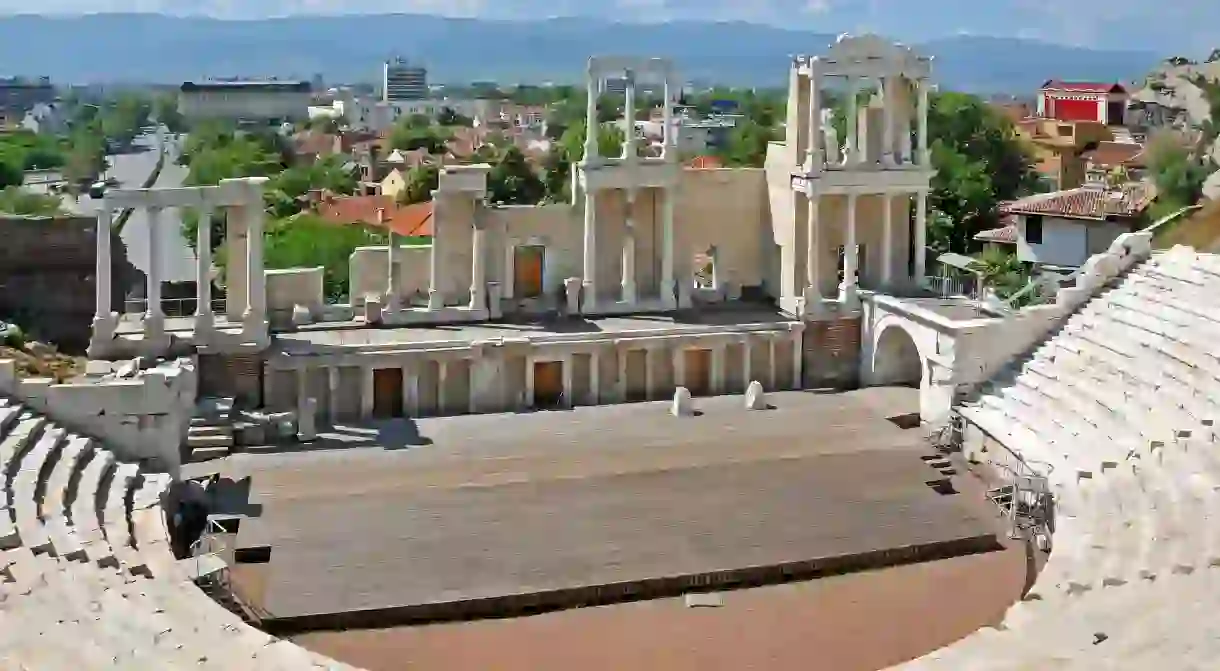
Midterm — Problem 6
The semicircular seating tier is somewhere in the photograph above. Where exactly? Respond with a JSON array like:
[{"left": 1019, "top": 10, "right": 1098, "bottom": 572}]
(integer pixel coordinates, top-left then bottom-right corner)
[
  {"left": 0, "top": 397, "right": 360, "bottom": 670},
  {"left": 889, "top": 245, "right": 1220, "bottom": 670}
]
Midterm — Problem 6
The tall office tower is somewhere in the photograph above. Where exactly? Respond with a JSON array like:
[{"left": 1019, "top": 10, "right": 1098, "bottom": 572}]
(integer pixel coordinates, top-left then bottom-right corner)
[{"left": 382, "top": 57, "right": 428, "bottom": 101}]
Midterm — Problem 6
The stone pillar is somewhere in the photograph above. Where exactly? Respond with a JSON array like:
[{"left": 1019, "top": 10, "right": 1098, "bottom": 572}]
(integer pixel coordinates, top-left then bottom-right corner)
[
  {"left": 589, "top": 349, "right": 601, "bottom": 405},
  {"left": 470, "top": 220, "right": 487, "bottom": 311},
  {"left": 846, "top": 76, "right": 859, "bottom": 166},
  {"left": 806, "top": 66, "right": 822, "bottom": 170},
  {"left": 623, "top": 70, "right": 636, "bottom": 161},
  {"left": 900, "top": 77, "right": 913, "bottom": 164},
  {"left": 662, "top": 77, "right": 674, "bottom": 161},
  {"left": 428, "top": 189, "right": 443, "bottom": 309},
  {"left": 438, "top": 360, "right": 449, "bottom": 415},
  {"left": 644, "top": 347, "right": 657, "bottom": 399},
  {"left": 94, "top": 207, "right": 113, "bottom": 320},
  {"left": 661, "top": 187, "right": 676, "bottom": 308},
  {"left": 616, "top": 348, "right": 629, "bottom": 402},
  {"left": 711, "top": 344, "right": 726, "bottom": 395},
  {"left": 525, "top": 356, "right": 537, "bottom": 408},
  {"left": 672, "top": 347, "right": 686, "bottom": 390},
  {"left": 742, "top": 337, "right": 753, "bottom": 387},
  {"left": 405, "top": 366, "right": 421, "bottom": 417},
  {"left": 581, "top": 190, "right": 597, "bottom": 311},
  {"left": 584, "top": 65, "right": 599, "bottom": 161},
  {"left": 327, "top": 367, "right": 339, "bottom": 425},
  {"left": 195, "top": 206, "right": 214, "bottom": 332},
  {"left": 295, "top": 367, "right": 309, "bottom": 427},
  {"left": 360, "top": 367, "right": 374, "bottom": 419},
  {"left": 243, "top": 196, "right": 267, "bottom": 333},
  {"left": 384, "top": 231, "right": 399, "bottom": 309},
  {"left": 792, "top": 330, "right": 804, "bottom": 390},
  {"left": 840, "top": 193, "right": 858, "bottom": 304},
  {"left": 805, "top": 194, "right": 821, "bottom": 303},
  {"left": 767, "top": 336, "right": 778, "bottom": 390},
  {"left": 144, "top": 206, "right": 165, "bottom": 341},
  {"left": 621, "top": 190, "right": 637, "bottom": 303},
  {"left": 562, "top": 354, "right": 575, "bottom": 408},
  {"left": 882, "top": 76, "right": 896, "bottom": 167},
  {"left": 915, "top": 189, "right": 929, "bottom": 281},
  {"left": 881, "top": 193, "right": 894, "bottom": 290},
  {"left": 918, "top": 79, "right": 930, "bottom": 166}
]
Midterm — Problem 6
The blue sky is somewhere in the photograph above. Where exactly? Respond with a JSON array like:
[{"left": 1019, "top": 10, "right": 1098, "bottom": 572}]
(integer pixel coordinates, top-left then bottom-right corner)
[{"left": 0, "top": 0, "right": 1216, "bottom": 54}]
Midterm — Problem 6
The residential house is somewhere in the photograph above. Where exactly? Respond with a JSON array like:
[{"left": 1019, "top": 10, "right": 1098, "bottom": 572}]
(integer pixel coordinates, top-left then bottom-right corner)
[
  {"left": 1037, "top": 81, "right": 1129, "bottom": 125},
  {"left": 1013, "top": 117, "right": 1115, "bottom": 190},
  {"left": 1081, "top": 141, "right": 1147, "bottom": 186},
  {"left": 20, "top": 102, "right": 66, "bottom": 134},
  {"left": 311, "top": 192, "right": 434, "bottom": 238},
  {"left": 975, "top": 182, "right": 1155, "bottom": 269}
]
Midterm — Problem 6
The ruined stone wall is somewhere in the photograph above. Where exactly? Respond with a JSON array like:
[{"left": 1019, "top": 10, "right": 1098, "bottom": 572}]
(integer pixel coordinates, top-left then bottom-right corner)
[{"left": 0, "top": 215, "right": 139, "bottom": 352}]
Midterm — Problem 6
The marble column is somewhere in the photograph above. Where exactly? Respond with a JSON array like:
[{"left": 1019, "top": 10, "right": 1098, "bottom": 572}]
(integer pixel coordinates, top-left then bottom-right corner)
[
  {"left": 295, "top": 367, "right": 309, "bottom": 428},
  {"left": 589, "top": 350, "right": 601, "bottom": 405},
  {"left": 882, "top": 76, "right": 896, "bottom": 167},
  {"left": 405, "top": 365, "right": 421, "bottom": 417},
  {"left": 562, "top": 354, "right": 575, "bottom": 409},
  {"left": 882, "top": 193, "right": 894, "bottom": 290},
  {"left": 243, "top": 200, "right": 267, "bottom": 330},
  {"left": 742, "top": 338, "right": 753, "bottom": 388},
  {"left": 846, "top": 76, "right": 860, "bottom": 166},
  {"left": 428, "top": 189, "right": 443, "bottom": 309},
  {"left": 806, "top": 66, "right": 822, "bottom": 170},
  {"left": 584, "top": 70, "right": 599, "bottom": 161},
  {"left": 616, "top": 348, "right": 629, "bottom": 402},
  {"left": 918, "top": 79, "right": 930, "bottom": 166},
  {"left": 621, "top": 190, "right": 637, "bottom": 303},
  {"left": 384, "top": 230, "right": 399, "bottom": 309},
  {"left": 767, "top": 336, "right": 778, "bottom": 390},
  {"left": 660, "top": 188, "right": 676, "bottom": 307},
  {"left": 662, "top": 78, "right": 675, "bottom": 161},
  {"left": 900, "top": 80, "right": 913, "bottom": 165},
  {"left": 581, "top": 190, "right": 597, "bottom": 311},
  {"left": 327, "top": 367, "right": 339, "bottom": 425},
  {"left": 194, "top": 206, "right": 213, "bottom": 331},
  {"left": 711, "top": 344, "right": 726, "bottom": 395},
  {"left": 94, "top": 208, "right": 112, "bottom": 320},
  {"left": 644, "top": 347, "right": 657, "bottom": 399},
  {"left": 525, "top": 356, "right": 536, "bottom": 408},
  {"left": 791, "top": 330, "right": 804, "bottom": 391},
  {"left": 144, "top": 206, "right": 165, "bottom": 339},
  {"left": 805, "top": 194, "right": 821, "bottom": 302},
  {"left": 360, "top": 366, "right": 374, "bottom": 419},
  {"left": 469, "top": 220, "right": 487, "bottom": 311},
  {"left": 623, "top": 70, "right": 636, "bottom": 161},
  {"left": 438, "top": 361, "right": 449, "bottom": 415},
  {"left": 915, "top": 189, "right": 929, "bottom": 281},
  {"left": 840, "top": 193, "right": 858, "bottom": 304}
]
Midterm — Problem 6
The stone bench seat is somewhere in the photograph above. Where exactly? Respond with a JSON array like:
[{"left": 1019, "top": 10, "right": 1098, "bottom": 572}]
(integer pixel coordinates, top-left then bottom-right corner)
[
  {"left": 0, "top": 415, "right": 45, "bottom": 487},
  {"left": 73, "top": 449, "right": 115, "bottom": 548}
]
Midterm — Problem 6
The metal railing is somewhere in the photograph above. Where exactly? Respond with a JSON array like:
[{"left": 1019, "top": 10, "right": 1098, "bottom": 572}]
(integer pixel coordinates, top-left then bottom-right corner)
[
  {"left": 921, "top": 274, "right": 979, "bottom": 300},
  {"left": 122, "top": 298, "right": 228, "bottom": 318}
]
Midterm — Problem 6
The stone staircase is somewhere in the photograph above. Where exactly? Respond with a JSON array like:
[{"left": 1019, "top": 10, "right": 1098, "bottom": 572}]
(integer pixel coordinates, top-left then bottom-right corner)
[{"left": 185, "top": 397, "right": 235, "bottom": 464}]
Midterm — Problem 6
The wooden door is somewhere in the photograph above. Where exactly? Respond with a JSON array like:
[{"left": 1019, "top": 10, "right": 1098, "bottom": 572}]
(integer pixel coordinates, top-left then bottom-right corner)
[
  {"left": 372, "top": 367, "right": 404, "bottom": 419},
  {"left": 684, "top": 348, "right": 712, "bottom": 397},
  {"left": 514, "top": 245, "right": 544, "bottom": 298},
  {"left": 533, "top": 360, "right": 564, "bottom": 408}
]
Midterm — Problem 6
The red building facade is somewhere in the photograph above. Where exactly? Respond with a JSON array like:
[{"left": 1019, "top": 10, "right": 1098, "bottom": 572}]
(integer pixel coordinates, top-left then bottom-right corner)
[{"left": 1037, "top": 80, "right": 1129, "bottom": 125}]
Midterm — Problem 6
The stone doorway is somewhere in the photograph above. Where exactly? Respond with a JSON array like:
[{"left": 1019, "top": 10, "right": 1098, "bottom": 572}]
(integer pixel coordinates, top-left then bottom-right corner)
[
  {"left": 684, "top": 348, "right": 712, "bottom": 396},
  {"left": 533, "top": 360, "right": 565, "bottom": 409},
  {"left": 372, "top": 367, "right": 405, "bottom": 419},
  {"left": 514, "top": 245, "right": 545, "bottom": 299}
]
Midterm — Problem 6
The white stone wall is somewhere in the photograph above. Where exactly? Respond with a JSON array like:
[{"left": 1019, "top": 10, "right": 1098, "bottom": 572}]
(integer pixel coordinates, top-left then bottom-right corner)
[{"left": 0, "top": 357, "right": 197, "bottom": 476}]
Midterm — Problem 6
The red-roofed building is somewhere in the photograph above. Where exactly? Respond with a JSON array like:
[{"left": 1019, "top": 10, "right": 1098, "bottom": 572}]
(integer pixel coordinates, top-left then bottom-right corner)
[
  {"left": 311, "top": 193, "right": 434, "bottom": 238},
  {"left": 987, "top": 183, "right": 1155, "bottom": 268},
  {"left": 1037, "top": 80, "right": 1129, "bottom": 125},
  {"left": 685, "top": 155, "right": 724, "bottom": 170}
]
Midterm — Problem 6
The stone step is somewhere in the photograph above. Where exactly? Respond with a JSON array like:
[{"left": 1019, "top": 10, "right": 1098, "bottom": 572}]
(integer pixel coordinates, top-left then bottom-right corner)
[
  {"left": 187, "top": 434, "right": 235, "bottom": 449},
  {"left": 190, "top": 445, "right": 231, "bottom": 463}
]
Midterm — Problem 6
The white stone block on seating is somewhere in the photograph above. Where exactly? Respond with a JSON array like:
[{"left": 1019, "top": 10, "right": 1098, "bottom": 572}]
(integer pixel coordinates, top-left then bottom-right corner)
[
  {"left": 671, "top": 387, "right": 694, "bottom": 417},
  {"left": 745, "top": 381, "right": 767, "bottom": 410}
]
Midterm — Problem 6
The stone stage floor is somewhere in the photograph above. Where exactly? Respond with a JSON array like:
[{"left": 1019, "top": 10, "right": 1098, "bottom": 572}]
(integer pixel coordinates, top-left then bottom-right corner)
[{"left": 218, "top": 388, "right": 997, "bottom": 628}]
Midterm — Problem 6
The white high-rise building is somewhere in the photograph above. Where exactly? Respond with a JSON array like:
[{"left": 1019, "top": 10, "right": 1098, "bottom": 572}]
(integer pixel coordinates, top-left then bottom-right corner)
[{"left": 382, "top": 57, "right": 428, "bottom": 101}]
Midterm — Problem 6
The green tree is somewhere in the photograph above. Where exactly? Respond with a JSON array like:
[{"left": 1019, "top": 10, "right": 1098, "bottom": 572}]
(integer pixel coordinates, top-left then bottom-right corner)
[
  {"left": 558, "top": 120, "right": 624, "bottom": 163},
  {"left": 0, "top": 186, "right": 65, "bottom": 216},
  {"left": 925, "top": 91, "right": 1038, "bottom": 253},
  {"left": 541, "top": 148, "right": 571, "bottom": 203},
  {"left": 396, "top": 164, "right": 440, "bottom": 205},
  {"left": 1144, "top": 130, "right": 1215, "bottom": 219},
  {"left": 969, "top": 247, "right": 1028, "bottom": 299},
  {"left": 718, "top": 118, "right": 778, "bottom": 167},
  {"left": 388, "top": 116, "right": 451, "bottom": 153},
  {"left": 488, "top": 146, "right": 545, "bottom": 205},
  {"left": 0, "top": 156, "right": 20, "bottom": 189},
  {"left": 436, "top": 107, "right": 473, "bottom": 127},
  {"left": 152, "top": 93, "right": 186, "bottom": 133}
]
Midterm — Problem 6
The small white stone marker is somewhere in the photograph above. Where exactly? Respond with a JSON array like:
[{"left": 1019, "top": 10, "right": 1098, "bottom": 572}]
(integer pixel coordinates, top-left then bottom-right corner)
[
  {"left": 745, "top": 380, "right": 767, "bottom": 410},
  {"left": 685, "top": 592, "right": 724, "bottom": 608},
  {"left": 671, "top": 386, "right": 694, "bottom": 417}
]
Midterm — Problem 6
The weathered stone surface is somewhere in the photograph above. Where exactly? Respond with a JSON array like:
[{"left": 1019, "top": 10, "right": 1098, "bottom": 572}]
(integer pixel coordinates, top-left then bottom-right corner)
[
  {"left": 671, "top": 386, "right": 694, "bottom": 417},
  {"left": 745, "top": 381, "right": 767, "bottom": 410},
  {"left": 291, "top": 304, "right": 313, "bottom": 326},
  {"left": 298, "top": 397, "right": 318, "bottom": 441}
]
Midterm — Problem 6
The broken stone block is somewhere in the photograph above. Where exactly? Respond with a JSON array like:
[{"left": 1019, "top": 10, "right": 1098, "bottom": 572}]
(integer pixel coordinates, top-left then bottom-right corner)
[
  {"left": 291, "top": 304, "right": 313, "bottom": 327},
  {"left": 745, "top": 380, "right": 767, "bottom": 410},
  {"left": 671, "top": 386, "right": 694, "bottom": 417}
]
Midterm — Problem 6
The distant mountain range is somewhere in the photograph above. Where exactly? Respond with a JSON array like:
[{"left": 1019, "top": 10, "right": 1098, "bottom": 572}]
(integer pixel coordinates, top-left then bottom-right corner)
[{"left": 0, "top": 14, "right": 1164, "bottom": 93}]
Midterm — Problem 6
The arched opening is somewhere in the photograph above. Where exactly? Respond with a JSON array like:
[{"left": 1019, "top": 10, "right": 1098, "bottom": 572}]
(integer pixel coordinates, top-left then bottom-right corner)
[{"left": 872, "top": 325, "right": 923, "bottom": 388}]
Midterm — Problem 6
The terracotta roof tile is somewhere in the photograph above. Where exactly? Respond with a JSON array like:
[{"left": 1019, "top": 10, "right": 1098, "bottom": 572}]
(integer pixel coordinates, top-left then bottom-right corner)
[
  {"left": 315, "top": 195, "right": 433, "bottom": 237},
  {"left": 1000, "top": 183, "right": 1155, "bottom": 220},
  {"left": 1041, "top": 80, "right": 1126, "bottom": 94},
  {"left": 973, "top": 224, "right": 1018, "bottom": 244},
  {"left": 1082, "top": 141, "right": 1146, "bottom": 168}
]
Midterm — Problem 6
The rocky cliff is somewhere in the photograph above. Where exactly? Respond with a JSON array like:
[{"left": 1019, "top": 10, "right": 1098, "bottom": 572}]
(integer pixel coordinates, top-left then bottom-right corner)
[
  {"left": 1131, "top": 55, "right": 1220, "bottom": 198},
  {"left": 0, "top": 215, "right": 140, "bottom": 352}
]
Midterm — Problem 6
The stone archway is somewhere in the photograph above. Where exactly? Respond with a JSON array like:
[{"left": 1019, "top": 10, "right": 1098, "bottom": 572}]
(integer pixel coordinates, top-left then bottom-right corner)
[{"left": 871, "top": 324, "right": 923, "bottom": 388}]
